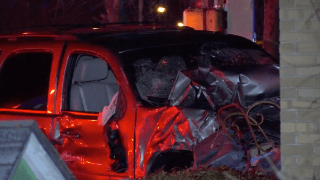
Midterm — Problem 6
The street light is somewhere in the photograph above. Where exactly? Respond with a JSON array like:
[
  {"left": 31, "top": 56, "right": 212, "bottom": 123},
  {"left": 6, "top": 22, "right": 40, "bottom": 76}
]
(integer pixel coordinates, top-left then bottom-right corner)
[
  {"left": 157, "top": 6, "right": 166, "bottom": 13},
  {"left": 177, "top": 22, "right": 184, "bottom": 27}
]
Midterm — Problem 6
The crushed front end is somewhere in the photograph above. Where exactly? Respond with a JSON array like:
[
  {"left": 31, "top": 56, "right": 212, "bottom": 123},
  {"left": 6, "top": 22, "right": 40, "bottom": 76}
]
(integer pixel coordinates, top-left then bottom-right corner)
[{"left": 117, "top": 37, "right": 280, "bottom": 178}]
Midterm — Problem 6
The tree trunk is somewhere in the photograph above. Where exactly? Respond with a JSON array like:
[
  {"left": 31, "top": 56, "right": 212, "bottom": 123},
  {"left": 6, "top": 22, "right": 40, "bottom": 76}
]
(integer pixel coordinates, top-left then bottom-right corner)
[
  {"left": 263, "top": 0, "right": 279, "bottom": 59},
  {"left": 139, "top": 0, "right": 143, "bottom": 22},
  {"left": 102, "top": 0, "right": 120, "bottom": 23}
]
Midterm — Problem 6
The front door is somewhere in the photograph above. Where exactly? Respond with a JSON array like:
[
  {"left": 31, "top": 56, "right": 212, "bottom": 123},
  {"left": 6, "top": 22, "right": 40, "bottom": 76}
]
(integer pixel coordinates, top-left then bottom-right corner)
[{"left": 53, "top": 42, "right": 136, "bottom": 180}]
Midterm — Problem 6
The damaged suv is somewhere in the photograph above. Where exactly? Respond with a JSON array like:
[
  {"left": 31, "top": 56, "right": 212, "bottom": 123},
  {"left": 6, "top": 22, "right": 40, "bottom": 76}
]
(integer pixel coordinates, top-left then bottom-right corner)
[{"left": 0, "top": 24, "right": 280, "bottom": 179}]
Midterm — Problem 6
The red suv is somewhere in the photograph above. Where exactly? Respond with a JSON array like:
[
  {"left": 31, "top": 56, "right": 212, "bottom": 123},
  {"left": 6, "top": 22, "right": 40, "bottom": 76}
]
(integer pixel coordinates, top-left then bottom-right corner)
[{"left": 0, "top": 24, "right": 280, "bottom": 179}]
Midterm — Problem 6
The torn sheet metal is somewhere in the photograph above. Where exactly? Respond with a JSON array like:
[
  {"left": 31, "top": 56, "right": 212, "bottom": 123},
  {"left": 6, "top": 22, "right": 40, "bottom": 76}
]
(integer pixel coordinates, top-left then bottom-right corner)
[{"left": 134, "top": 64, "right": 280, "bottom": 176}]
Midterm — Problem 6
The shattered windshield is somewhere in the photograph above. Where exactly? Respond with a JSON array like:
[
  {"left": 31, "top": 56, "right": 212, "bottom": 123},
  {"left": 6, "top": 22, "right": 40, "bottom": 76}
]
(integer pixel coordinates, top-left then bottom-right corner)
[
  {"left": 121, "top": 42, "right": 277, "bottom": 106},
  {"left": 133, "top": 56, "right": 187, "bottom": 100}
]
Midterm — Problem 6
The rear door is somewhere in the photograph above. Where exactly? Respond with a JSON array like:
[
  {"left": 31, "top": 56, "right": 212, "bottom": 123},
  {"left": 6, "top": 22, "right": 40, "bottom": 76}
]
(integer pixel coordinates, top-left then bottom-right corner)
[
  {"left": 0, "top": 41, "right": 64, "bottom": 139},
  {"left": 53, "top": 42, "right": 136, "bottom": 179}
]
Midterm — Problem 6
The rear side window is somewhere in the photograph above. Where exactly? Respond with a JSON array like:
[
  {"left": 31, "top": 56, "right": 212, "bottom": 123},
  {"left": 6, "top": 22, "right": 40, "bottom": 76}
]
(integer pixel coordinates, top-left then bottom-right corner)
[{"left": 0, "top": 52, "right": 52, "bottom": 110}]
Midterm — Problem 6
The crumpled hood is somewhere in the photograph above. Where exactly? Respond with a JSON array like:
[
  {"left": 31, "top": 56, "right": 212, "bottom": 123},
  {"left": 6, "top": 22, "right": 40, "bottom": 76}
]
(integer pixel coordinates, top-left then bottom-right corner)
[{"left": 168, "top": 64, "right": 279, "bottom": 108}]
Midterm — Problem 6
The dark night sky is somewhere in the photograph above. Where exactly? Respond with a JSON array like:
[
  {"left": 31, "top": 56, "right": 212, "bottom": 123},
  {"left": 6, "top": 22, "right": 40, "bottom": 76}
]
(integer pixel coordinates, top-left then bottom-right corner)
[
  {"left": 0, "top": 0, "right": 190, "bottom": 31},
  {"left": 0, "top": 0, "right": 265, "bottom": 44}
]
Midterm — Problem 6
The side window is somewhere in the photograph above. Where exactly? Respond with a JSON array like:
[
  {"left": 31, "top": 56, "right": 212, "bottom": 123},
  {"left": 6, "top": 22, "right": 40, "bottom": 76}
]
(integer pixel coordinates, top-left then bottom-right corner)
[
  {"left": 64, "top": 54, "right": 120, "bottom": 113},
  {"left": 0, "top": 52, "right": 52, "bottom": 110}
]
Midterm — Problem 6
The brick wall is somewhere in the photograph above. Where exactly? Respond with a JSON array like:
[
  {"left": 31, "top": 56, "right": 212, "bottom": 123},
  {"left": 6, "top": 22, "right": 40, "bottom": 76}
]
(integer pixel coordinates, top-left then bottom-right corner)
[{"left": 280, "top": 0, "right": 320, "bottom": 179}]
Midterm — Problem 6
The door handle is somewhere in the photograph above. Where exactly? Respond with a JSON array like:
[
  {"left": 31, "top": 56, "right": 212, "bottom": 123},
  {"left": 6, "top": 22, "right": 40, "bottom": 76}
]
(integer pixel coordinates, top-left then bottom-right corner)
[
  {"left": 60, "top": 130, "right": 81, "bottom": 138},
  {"left": 52, "top": 131, "right": 80, "bottom": 146}
]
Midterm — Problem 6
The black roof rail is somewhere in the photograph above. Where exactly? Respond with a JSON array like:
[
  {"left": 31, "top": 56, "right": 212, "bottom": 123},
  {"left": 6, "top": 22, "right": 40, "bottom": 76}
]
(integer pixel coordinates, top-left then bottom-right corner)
[{"left": 0, "top": 22, "right": 193, "bottom": 34}]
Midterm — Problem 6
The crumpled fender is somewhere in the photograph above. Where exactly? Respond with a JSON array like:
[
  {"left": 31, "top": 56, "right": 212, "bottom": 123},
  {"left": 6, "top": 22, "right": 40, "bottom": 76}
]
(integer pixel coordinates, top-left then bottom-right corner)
[{"left": 135, "top": 106, "right": 218, "bottom": 176}]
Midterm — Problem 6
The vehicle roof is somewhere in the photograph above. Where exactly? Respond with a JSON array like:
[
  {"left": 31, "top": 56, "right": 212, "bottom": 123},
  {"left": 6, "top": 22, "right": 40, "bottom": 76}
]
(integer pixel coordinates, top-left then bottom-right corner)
[
  {"left": 90, "top": 30, "right": 258, "bottom": 54},
  {"left": 0, "top": 23, "right": 261, "bottom": 54}
]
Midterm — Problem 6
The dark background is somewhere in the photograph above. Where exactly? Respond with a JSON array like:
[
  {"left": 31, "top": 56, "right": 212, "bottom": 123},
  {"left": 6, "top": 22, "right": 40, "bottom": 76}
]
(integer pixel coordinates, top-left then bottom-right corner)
[{"left": 0, "top": 0, "right": 278, "bottom": 59}]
